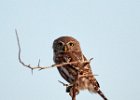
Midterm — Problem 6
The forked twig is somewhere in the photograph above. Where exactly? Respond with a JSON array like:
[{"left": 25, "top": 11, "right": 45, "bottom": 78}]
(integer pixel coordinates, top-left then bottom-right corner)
[{"left": 15, "top": 29, "right": 93, "bottom": 72}]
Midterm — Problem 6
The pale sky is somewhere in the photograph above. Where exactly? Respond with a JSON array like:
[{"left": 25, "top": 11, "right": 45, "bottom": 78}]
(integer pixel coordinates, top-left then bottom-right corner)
[{"left": 0, "top": 0, "right": 140, "bottom": 100}]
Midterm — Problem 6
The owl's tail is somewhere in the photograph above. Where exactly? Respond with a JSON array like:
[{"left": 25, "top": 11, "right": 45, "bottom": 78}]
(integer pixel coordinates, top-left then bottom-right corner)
[{"left": 97, "top": 89, "right": 108, "bottom": 100}]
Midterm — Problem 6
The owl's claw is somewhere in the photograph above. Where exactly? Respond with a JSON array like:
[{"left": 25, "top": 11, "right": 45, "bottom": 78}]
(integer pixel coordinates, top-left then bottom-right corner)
[{"left": 66, "top": 85, "right": 73, "bottom": 92}]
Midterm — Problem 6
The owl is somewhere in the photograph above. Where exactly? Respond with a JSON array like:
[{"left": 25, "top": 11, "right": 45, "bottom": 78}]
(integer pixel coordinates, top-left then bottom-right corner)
[{"left": 53, "top": 36, "right": 108, "bottom": 100}]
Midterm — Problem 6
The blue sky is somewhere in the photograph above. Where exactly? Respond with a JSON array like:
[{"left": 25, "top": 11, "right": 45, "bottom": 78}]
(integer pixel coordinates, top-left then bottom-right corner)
[{"left": 0, "top": 0, "right": 140, "bottom": 100}]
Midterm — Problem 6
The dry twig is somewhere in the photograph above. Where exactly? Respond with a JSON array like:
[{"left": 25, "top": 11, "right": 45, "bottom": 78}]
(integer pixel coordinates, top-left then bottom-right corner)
[{"left": 15, "top": 29, "right": 93, "bottom": 72}]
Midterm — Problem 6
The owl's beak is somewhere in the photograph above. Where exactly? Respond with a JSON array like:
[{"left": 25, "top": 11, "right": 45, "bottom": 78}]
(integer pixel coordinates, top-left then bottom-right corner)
[{"left": 63, "top": 46, "right": 68, "bottom": 52}]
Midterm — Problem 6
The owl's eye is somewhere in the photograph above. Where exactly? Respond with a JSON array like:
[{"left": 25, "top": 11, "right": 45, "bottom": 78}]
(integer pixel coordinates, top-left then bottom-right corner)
[
  {"left": 68, "top": 42, "right": 74, "bottom": 46},
  {"left": 57, "top": 42, "right": 63, "bottom": 47}
]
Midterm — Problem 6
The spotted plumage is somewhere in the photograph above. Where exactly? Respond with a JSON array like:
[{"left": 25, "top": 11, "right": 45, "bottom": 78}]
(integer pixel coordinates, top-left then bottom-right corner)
[{"left": 53, "top": 36, "right": 108, "bottom": 100}]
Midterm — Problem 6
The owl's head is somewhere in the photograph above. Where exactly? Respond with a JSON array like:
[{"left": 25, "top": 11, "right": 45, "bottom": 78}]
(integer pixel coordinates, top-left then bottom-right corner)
[{"left": 53, "top": 36, "right": 81, "bottom": 53}]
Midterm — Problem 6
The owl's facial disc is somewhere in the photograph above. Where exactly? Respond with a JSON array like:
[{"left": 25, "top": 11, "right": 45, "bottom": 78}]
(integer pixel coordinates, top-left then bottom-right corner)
[
  {"left": 53, "top": 36, "right": 81, "bottom": 53},
  {"left": 57, "top": 41, "right": 75, "bottom": 52}
]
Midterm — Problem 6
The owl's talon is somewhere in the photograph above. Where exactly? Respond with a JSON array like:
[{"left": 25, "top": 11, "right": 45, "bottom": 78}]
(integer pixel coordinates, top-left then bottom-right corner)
[{"left": 66, "top": 85, "right": 73, "bottom": 92}]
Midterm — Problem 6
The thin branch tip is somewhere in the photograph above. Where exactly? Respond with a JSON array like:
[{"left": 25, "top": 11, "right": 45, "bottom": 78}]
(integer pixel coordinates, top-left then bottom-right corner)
[{"left": 38, "top": 59, "right": 40, "bottom": 67}]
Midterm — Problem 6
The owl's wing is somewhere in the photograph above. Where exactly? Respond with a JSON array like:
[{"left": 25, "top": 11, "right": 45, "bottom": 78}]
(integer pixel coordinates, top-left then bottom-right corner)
[{"left": 82, "top": 54, "right": 100, "bottom": 88}]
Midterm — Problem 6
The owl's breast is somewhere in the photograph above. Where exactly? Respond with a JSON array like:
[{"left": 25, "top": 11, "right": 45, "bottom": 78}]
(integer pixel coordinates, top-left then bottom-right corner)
[{"left": 53, "top": 52, "right": 83, "bottom": 83}]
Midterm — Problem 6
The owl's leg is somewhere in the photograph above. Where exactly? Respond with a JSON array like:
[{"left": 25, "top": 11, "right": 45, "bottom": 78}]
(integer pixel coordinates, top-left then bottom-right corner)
[
  {"left": 70, "top": 86, "right": 76, "bottom": 100},
  {"left": 69, "top": 85, "right": 79, "bottom": 100}
]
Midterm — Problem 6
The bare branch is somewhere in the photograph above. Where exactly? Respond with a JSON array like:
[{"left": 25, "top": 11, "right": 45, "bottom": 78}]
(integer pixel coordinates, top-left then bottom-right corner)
[{"left": 15, "top": 29, "right": 93, "bottom": 72}]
